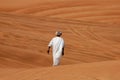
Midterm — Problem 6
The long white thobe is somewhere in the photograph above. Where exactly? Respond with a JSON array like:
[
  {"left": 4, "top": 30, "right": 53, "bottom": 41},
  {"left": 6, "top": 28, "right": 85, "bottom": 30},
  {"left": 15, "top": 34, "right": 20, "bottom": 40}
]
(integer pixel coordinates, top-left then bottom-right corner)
[{"left": 48, "top": 37, "right": 64, "bottom": 66}]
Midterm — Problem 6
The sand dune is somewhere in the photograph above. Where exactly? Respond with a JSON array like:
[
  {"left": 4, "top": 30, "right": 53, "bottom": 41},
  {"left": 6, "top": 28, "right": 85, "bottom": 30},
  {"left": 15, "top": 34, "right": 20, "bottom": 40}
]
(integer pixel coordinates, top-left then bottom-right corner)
[
  {"left": 0, "top": 60, "right": 120, "bottom": 80},
  {"left": 0, "top": 0, "right": 120, "bottom": 80},
  {"left": 0, "top": 13, "right": 120, "bottom": 67},
  {"left": 0, "top": 0, "right": 120, "bottom": 24}
]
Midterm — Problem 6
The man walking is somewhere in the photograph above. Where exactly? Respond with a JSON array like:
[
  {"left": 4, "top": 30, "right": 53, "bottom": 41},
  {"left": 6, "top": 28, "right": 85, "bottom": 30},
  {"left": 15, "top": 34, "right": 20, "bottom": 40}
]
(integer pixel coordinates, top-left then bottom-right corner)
[{"left": 47, "top": 31, "right": 65, "bottom": 66}]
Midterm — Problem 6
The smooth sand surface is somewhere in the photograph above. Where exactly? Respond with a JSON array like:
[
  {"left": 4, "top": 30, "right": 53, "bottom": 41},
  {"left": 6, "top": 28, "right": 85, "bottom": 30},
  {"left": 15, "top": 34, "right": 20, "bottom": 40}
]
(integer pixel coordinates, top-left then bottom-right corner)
[
  {"left": 0, "top": 60, "right": 120, "bottom": 80},
  {"left": 0, "top": 0, "right": 120, "bottom": 24},
  {"left": 0, "top": 0, "right": 120, "bottom": 80}
]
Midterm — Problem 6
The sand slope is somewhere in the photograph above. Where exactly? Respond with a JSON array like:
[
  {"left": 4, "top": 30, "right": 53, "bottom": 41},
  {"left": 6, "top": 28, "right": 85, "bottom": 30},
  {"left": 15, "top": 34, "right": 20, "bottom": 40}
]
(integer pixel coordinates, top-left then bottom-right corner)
[
  {"left": 0, "top": 0, "right": 120, "bottom": 80},
  {"left": 0, "top": 13, "right": 120, "bottom": 68},
  {"left": 0, "top": 60, "right": 120, "bottom": 80},
  {"left": 0, "top": 0, "right": 120, "bottom": 24}
]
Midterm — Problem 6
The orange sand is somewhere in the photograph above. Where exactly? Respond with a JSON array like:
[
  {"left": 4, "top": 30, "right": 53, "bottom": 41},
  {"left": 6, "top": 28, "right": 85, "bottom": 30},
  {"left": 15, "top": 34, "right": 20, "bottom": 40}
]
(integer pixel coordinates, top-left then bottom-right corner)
[{"left": 0, "top": 0, "right": 120, "bottom": 80}]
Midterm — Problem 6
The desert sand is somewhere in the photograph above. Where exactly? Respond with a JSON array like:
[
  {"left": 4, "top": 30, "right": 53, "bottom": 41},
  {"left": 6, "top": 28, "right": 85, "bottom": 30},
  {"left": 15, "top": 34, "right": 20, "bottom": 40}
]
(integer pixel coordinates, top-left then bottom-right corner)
[{"left": 0, "top": 0, "right": 120, "bottom": 80}]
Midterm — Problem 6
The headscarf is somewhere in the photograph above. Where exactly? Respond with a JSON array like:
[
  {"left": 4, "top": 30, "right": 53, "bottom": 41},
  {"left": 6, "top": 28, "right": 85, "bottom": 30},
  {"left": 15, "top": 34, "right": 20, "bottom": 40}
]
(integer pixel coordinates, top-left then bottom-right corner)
[{"left": 56, "top": 31, "right": 62, "bottom": 36}]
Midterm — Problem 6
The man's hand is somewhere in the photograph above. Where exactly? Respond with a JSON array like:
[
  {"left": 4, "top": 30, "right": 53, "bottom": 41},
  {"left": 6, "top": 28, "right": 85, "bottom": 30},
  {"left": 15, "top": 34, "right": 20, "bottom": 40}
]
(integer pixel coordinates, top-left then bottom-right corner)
[
  {"left": 62, "top": 52, "right": 64, "bottom": 56},
  {"left": 47, "top": 50, "right": 50, "bottom": 54},
  {"left": 62, "top": 47, "right": 64, "bottom": 56},
  {"left": 47, "top": 47, "right": 51, "bottom": 54}
]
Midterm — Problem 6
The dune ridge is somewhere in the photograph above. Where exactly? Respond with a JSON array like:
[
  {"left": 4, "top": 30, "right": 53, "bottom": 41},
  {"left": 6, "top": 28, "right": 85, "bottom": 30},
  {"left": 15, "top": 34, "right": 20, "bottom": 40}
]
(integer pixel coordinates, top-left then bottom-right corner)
[{"left": 0, "top": 0, "right": 120, "bottom": 24}]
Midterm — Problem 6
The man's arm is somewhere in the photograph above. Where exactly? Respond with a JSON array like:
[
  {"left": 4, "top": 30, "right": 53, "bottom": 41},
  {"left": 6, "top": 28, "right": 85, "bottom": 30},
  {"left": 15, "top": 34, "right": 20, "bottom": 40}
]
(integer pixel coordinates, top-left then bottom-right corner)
[{"left": 47, "top": 38, "right": 53, "bottom": 54}]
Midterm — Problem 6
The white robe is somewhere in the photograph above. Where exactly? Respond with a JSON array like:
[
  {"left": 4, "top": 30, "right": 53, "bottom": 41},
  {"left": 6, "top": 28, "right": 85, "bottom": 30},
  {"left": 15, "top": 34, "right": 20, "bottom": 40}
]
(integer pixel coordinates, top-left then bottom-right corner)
[{"left": 48, "top": 37, "right": 64, "bottom": 66}]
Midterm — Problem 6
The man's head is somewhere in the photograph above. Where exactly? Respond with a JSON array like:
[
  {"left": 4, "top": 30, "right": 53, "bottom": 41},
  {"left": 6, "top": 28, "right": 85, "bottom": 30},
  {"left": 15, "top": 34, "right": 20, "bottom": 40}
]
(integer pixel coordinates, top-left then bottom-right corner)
[{"left": 55, "top": 31, "right": 62, "bottom": 37}]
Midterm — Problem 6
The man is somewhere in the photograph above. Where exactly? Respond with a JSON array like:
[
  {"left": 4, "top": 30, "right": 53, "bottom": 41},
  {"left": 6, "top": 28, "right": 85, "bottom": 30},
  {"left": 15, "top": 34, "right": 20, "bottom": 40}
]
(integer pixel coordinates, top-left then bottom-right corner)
[{"left": 47, "top": 31, "right": 65, "bottom": 66}]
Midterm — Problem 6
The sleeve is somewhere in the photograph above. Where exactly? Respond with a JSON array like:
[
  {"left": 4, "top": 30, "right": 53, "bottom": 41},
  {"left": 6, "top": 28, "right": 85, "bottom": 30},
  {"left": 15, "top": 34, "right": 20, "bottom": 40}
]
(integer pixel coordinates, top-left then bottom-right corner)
[
  {"left": 62, "top": 38, "right": 65, "bottom": 48},
  {"left": 48, "top": 38, "right": 53, "bottom": 47},
  {"left": 63, "top": 40, "right": 65, "bottom": 47}
]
